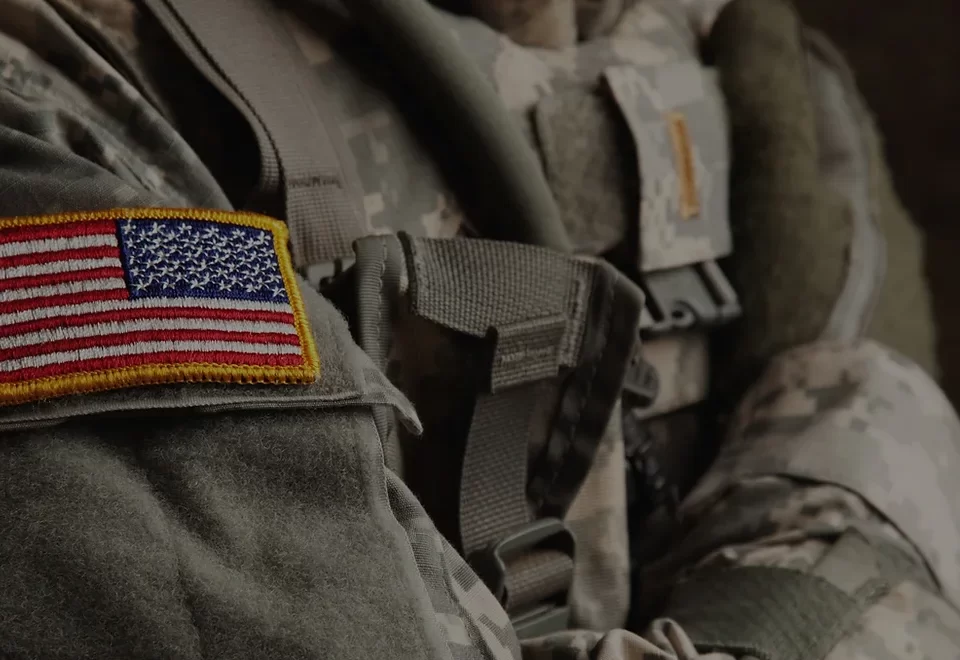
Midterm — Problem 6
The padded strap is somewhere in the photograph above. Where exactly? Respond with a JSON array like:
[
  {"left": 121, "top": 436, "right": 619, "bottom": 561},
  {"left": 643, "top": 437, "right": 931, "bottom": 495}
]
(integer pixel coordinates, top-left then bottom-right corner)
[{"left": 142, "top": 0, "right": 366, "bottom": 269}]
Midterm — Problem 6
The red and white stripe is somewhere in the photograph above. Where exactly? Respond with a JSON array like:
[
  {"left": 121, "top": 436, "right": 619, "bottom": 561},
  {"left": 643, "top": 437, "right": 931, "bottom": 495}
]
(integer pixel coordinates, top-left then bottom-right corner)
[{"left": 0, "top": 220, "right": 304, "bottom": 382}]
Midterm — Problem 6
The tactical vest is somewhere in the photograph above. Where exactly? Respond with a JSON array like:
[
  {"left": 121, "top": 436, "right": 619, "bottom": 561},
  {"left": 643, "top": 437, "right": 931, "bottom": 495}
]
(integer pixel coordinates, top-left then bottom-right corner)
[{"left": 134, "top": 0, "right": 740, "bottom": 637}]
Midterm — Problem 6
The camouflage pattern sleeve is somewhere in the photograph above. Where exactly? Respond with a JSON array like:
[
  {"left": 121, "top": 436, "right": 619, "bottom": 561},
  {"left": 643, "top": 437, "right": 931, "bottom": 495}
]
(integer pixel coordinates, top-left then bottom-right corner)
[
  {"left": 522, "top": 341, "right": 960, "bottom": 660},
  {"left": 0, "top": 0, "right": 232, "bottom": 216},
  {"left": 681, "top": 340, "right": 960, "bottom": 606},
  {"left": 386, "top": 469, "right": 524, "bottom": 660},
  {"left": 436, "top": 0, "right": 632, "bottom": 49},
  {"left": 455, "top": 0, "right": 578, "bottom": 49}
]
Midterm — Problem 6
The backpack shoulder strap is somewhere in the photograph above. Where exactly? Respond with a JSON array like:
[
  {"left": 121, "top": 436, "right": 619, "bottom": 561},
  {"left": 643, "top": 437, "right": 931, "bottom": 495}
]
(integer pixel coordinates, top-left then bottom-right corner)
[{"left": 141, "top": 0, "right": 367, "bottom": 272}]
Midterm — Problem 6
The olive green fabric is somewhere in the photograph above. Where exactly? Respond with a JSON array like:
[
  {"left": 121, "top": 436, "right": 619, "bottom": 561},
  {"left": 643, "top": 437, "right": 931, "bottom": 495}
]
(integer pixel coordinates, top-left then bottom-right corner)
[
  {"left": 708, "top": 0, "right": 852, "bottom": 385},
  {"left": 708, "top": 0, "right": 937, "bottom": 389},
  {"left": 0, "top": 284, "right": 449, "bottom": 660}
]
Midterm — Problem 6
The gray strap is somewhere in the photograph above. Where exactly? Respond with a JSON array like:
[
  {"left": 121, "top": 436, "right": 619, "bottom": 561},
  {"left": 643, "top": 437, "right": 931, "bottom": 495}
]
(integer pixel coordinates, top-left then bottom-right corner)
[
  {"left": 460, "top": 386, "right": 543, "bottom": 558},
  {"left": 666, "top": 529, "right": 920, "bottom": 660},
  {"left": 667, "top": 566, "right": 878, "bottom": 660},
  {"left": 503, "top": 549, "right": 575, "bottom": 615},
  {"left": 399, "top": 236, "right": 588, "bottom": 561},
  {"left": 142, "top": 0, "right": 366, "bottom": 269},
  {"left": 460, "top": 382, "right": 575, "bottom": 614},
  {"left": 402, "top": 236, "right": 584, "bottom": 375}
]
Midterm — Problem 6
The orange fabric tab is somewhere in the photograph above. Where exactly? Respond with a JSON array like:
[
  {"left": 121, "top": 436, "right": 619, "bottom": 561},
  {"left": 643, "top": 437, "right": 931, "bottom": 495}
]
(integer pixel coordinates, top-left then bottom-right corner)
[{"left": 666, "top": 111, "right": 701, "bottom": 220}]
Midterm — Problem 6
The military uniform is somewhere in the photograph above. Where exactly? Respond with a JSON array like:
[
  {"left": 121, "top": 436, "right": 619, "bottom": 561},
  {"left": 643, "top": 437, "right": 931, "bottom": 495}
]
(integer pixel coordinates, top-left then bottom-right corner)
[{"left": 0, "top": 0, "right": 956, "bottom": 658}]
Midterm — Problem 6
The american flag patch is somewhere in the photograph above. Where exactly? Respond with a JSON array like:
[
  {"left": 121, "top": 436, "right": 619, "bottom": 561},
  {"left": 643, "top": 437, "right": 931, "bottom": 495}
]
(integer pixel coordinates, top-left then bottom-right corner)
[{"left": 0, "top": 208, "right": 319, "bottom": 405}]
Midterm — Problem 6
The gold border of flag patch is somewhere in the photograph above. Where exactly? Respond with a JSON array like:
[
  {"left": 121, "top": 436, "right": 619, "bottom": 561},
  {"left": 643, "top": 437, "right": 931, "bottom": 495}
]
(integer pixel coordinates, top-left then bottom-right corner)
[{"left": 0, "top": 208, "right": 320, "bottom": 405}]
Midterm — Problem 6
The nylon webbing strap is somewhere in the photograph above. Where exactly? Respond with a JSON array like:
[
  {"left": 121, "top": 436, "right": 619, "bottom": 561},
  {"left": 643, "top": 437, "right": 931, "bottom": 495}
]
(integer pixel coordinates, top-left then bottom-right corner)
[
  {"left": 402, "top": 236, "right": 583, "bottom": 370},
  {"left": 666, "top": 566, "right": 884, "bottom": 660},
  {"left": 665, "top": 528, "right": 924, "bottom": 660},
  {"left": 142, "top": 0, "right": 366, "bottom": 269},
  {"left": 351, "top": 234, "right": 643, "bottom": 625},
  {"left": 503, "top": 549, "right": 575, "bottom": 615},
  {"left": 460, "top": 386, "right": 542, "bottom": 558}
]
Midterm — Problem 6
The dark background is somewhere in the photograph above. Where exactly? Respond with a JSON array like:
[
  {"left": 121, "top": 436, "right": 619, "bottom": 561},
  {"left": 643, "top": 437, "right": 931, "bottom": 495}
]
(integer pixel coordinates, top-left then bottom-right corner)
[{"left": 795, "top": 1, "right": 960, "bottom": 403}]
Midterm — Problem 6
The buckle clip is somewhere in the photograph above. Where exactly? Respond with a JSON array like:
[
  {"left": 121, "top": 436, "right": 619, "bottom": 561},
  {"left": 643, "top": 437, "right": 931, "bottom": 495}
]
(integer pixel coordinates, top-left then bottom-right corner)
[
  {"left": 306, "top": 256, "right": 356, "bottom": 291},
  {"left": 622, "top": 342, "right": 660, "bottom": 408},
  {"left": 638, "top": 260, "right": 741, "bottom": 337},
  {"left": 469, "top": 518, "right": 576, "bottom": 639}
]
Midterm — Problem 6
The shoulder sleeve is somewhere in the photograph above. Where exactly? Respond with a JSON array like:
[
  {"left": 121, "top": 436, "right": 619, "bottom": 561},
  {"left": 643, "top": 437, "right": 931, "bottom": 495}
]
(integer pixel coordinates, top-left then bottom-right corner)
[
  {"left": 681, "top": 340, "right": 960, "bottom": 608},
  {"left": 0, "top": 0, "right": 229, "bottom": 216}
]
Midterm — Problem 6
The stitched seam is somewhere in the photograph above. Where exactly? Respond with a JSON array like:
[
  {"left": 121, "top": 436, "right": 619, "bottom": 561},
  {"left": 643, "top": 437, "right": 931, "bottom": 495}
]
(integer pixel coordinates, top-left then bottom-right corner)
[
  {"left": 537, "top": 270, "right": 615, "bottom": 509},
  {"left": 377, "top": 239, "right": 388, "bottom": 365}
]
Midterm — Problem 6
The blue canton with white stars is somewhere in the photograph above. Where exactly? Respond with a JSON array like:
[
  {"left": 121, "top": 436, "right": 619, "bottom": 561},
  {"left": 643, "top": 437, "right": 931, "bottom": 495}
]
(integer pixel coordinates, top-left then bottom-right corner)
[{"left": 117, "top": 218, "right": 290, "bottom": 303}]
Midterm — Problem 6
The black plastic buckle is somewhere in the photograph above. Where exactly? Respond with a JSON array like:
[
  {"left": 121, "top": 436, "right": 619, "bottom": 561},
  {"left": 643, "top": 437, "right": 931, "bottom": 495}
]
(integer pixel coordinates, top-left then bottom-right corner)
[
  {"left": 622, "top": 342, "right": 660, "bottom": 408},
  {"left": 306, "top": 255, "right": 356, "bottom": 291},
  {"left": 638, "top": 260, "right": 740, "bottom": 337},
  {"left": 623, "top": 407, "right": 679, "bottom": 521},
  {"left": 469, "top": 518, "right": 576, "bottom": 640}
]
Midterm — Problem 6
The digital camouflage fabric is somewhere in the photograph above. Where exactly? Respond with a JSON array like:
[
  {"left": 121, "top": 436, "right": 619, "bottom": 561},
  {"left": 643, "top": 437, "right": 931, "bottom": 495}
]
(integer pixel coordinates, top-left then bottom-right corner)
[{"left": 0, "top": 0, "right": 957, "bottom": 658}]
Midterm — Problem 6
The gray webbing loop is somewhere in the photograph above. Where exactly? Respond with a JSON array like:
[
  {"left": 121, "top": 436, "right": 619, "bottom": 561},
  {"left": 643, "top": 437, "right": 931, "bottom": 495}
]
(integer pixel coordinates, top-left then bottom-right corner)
[{"left": 142, "top": 0, "right": 367, "bottom": 270}]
